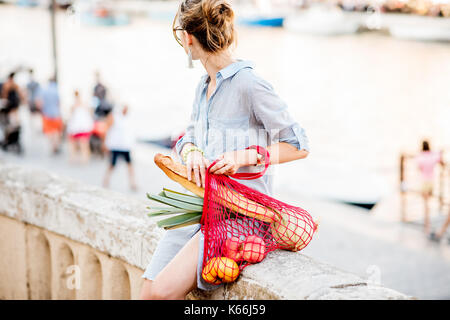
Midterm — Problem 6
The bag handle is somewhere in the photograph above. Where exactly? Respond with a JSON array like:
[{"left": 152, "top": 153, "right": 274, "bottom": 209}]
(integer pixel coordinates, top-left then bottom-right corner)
[{"left": 207, "top": 145, "right": 270, "bottom": 181}]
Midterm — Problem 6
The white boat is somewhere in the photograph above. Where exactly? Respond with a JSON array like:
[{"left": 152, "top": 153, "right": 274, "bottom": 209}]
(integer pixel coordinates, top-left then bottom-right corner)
[
  {"left": 382, "top": 13, "right": 450, "bottom": 42},
  {"left": 284, "top": 5, "right": 361, "bottom": 36}
]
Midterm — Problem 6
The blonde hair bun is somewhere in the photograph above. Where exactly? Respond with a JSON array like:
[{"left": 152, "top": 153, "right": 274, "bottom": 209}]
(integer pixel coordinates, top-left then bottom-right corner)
[{"left": 180, "top": 0, "right": 236, "bottom": 53}]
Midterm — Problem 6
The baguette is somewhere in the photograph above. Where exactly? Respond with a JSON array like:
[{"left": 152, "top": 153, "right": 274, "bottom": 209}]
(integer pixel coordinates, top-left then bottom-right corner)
[
  {"left": 154, "top": 153, "right": 205, "bottom": 197},
  {"left": 153, "top": 153, "right": 275, "bottom": 223}
]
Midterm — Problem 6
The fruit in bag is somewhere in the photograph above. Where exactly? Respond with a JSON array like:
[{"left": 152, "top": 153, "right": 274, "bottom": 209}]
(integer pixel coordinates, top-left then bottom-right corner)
[
  {"left": 242, "top": 235, "right": 266, "bottom": 263},
  {"left": 202, "top": 257, "right": 240, "bottom": 284},
  {"left": 223, "top": 236, "right": 243, "bottom": 262}
]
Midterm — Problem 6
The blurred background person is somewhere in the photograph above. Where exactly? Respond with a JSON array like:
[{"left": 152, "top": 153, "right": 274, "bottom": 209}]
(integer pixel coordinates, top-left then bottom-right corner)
[
  {"left": 36, "top": 77, "right": 63, "bottom": 155},
  {"left": 415, "top": 140, "right": 444, "bottom": 234},
  {"left": 1, "top": 71, "right": 24, "bottom": 120},
  {"left": 93, "top": 70, "right": 107, "bottom": 103},
  {"left": 92, "top": 70, "right": 112, "bottom": 119},
  {"left": 0, "top": 71, "right": 24, "bottom": 153},
  {"left": 66, "top": 90, "right": 94, "bottom": 164},
  {"left": 93, "top": 77, "right": 113, "bottom": 119},
  {"left": 102, "top": 104, "right": 137, "bottom": 191},
  {"left": 25, "top": 68, "right": 41, "bottom": 132},
  {"left": 90, "top": 71, "right": 113, "bottom": 157}
]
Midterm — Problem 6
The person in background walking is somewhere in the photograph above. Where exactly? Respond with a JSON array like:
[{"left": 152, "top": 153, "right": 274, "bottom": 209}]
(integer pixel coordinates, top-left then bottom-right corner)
[
  {"left": 92, "top": 71, "right": 113, "bottom": 119},
  {"left": 66, "top": 90, "right": 94, "bottom": 164},
  {"left": 415, "top": 140, "right": 444, "bottom": 234},
  {"left": 0, "top": 71, "right": 24, "bottom": 153},
  {"left": 26, "top": 68, "right": 41, "bottom": 131},
  {"left": 93, "top": 71, "right": 107, "bottom": 106},
  {"left": 93, "top": 71, "right": 107, "bottom": 103},
  {"left": 102, "top": 105, "right": 137, "bottom": 191},
  {"left": 36, "top": 77, "right": 63, "bottom": 155},
  {"left": 1, "top": 72, "right": 24, "bottom": 120}
]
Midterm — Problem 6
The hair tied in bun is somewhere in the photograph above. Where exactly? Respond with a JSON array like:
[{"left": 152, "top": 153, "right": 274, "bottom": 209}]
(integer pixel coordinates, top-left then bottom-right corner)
[{"left": 178, "top": 0, "right": 236, "bottom": 53}]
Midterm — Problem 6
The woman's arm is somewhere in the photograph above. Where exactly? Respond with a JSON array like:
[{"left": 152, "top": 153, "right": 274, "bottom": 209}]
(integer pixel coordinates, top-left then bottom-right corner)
[
  {"left": 266, "top": 142, "right": 309, "bottom": 165},
  {"left": 209, "top": 143, "right": 308, "bottom": 175}
]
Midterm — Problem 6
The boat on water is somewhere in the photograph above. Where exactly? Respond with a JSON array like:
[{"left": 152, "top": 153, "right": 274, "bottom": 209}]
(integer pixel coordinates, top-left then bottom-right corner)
[
  {"left": 284, "top": 5, "right": 362, "bottom": 36},
  {"left": 81, "top": 12, "right": 129, "bottom": 26},
  {"left": 237, "top": 15, "right": 284, "bottom": 27},
  {"left": 16, "top": 0, "right": 39, "bottom": 7},
  {"left": 234, "top": 0, "right": 288, "bottom": 28},
  {"left": 381, "top": 13, "right": 450, "bottom": 42},
  {"left": 76, "top": 0, "right": 130, "bottom": 27}
]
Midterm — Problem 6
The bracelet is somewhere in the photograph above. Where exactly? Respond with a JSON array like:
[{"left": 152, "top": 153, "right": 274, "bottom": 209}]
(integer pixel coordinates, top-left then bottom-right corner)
[
  {"left": 248, "top": 147, "right": 264, "bottom": 167},
  {"left": 182, "top": 145, "right": 204, "bottom": 164},
  {"left": 255, "top": 153, "right": 264, "bottom": 166}
]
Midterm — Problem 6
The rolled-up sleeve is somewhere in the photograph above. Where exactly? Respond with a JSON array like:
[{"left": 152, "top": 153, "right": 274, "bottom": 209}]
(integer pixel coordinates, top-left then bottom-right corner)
[
  {"left": 250, "top": 76, "right": 310, "bottom": 152},
  {"left": 277, "top": 123, "right": 310, "bottom": 152}
]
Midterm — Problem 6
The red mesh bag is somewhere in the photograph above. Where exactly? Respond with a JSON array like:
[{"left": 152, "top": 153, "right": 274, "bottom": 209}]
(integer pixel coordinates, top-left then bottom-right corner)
[{"left": 200, "top": 145, "right": 318, "bottom": 285}]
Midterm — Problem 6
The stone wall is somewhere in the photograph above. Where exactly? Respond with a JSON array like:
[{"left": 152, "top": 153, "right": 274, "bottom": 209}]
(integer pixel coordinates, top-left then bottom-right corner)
[{"left": 0, "top": 162, "right": 413, "bottom": 300}]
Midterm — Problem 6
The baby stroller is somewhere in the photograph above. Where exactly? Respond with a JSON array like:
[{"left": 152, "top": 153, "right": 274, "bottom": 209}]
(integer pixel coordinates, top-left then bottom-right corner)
[{"left": 0, "top": 99, "right": 22, "bottom": 154}]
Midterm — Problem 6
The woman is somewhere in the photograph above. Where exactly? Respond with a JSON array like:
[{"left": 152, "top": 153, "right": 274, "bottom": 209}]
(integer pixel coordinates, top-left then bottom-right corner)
[
  {"left": 102, "top": 105, "right": 137, "bottom": 191},
  {"left": 140, "top": 0, "right": 310, "bottom": 300},
  {"left": 66, "top": 90, "right": 94, "bottom": 164},
  {"left": 415, "top": 140, "right": 443, "bottom": 234}
]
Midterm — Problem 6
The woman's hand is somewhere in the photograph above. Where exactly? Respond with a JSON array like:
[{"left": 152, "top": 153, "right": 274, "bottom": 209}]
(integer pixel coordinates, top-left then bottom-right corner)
[
  {"left": 186, "top": 150, "right": 210, "bottom": 188},
  {"left": 209, "top": 149, "right": 257, "bottom": 176}
]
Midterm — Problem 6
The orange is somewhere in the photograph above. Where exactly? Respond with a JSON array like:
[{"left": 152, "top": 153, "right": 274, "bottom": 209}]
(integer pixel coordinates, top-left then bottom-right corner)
[
  {"left": 216, "top": 257, "right": 240, "bottom": 283},
  {"left": 201, "top": 257, "right": 240, "bottom": 284},
  {"left": 202, "top": 258, "right": 222, "bottom": 285}
]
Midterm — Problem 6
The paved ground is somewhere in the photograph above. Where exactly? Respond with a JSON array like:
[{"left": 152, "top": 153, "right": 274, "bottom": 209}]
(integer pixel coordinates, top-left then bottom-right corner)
[{"left": 1, "top": 107, "right": 450, "bottom": 299}]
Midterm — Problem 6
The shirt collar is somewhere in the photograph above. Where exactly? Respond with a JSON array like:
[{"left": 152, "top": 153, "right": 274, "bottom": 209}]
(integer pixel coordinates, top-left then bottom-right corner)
[{"left": 202, "top": 59, "right": 254, "bottom": 85}]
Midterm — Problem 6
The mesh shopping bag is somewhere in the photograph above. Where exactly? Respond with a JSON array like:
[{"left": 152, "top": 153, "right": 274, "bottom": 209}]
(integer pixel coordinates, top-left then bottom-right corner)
[{"left": 200, "top": 145, "right": 318, "bottom": 285}]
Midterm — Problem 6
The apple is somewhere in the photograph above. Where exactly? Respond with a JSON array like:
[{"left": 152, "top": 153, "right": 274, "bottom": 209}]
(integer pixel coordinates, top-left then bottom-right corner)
[
  {"left": 223, "top": 236, "right": 243, "bottom": 262},
  {"left": 242, "top": 235, "right": 266, "bottom": 263}
]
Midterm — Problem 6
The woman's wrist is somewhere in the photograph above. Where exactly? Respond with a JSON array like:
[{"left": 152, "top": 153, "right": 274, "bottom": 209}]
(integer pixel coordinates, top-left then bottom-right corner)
[
  {"left": 181, "top": 143, "right": 194, "bottom": 157},
  {"left": 238, "top": 149, "right": 258, "bottom": 167},
  {"left": 182, "top": 144, "right": 204, "bottom": 163}
]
